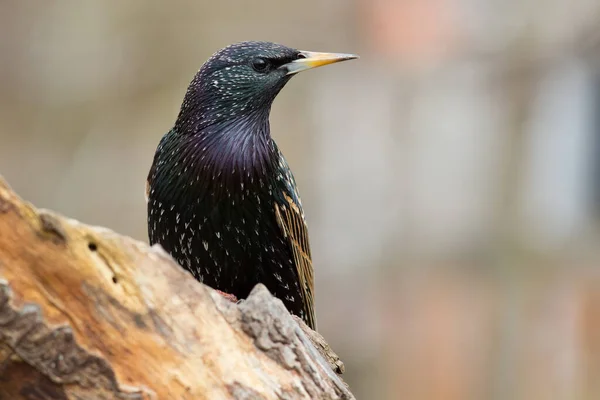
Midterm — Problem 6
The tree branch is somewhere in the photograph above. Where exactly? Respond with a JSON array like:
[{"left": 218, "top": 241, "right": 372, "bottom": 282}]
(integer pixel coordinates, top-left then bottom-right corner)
[{"left": 0, "top": 175, "right": 353, "bottom": 400}]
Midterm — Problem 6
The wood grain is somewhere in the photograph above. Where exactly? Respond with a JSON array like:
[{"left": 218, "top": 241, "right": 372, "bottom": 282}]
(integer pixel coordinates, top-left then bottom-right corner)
[{"left": 0, "top": 176, "right": 352, "bottom": 400}]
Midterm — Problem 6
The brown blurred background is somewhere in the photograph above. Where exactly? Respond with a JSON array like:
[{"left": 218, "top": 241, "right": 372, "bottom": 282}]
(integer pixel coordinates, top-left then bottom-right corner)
[{"left": 1, "top": 1, "right": 600, "bottom": 399}]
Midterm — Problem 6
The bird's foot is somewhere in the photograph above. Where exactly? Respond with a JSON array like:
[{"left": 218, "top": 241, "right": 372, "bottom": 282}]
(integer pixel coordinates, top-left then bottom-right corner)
[{"left": 215, "top": 290, "right": 238, "bottom": 303}]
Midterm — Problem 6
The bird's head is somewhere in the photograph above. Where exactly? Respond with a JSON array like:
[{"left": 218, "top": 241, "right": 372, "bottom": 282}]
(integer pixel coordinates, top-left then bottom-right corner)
[{"left": 176, "top": 41, "right": 358, "bottom": 131}]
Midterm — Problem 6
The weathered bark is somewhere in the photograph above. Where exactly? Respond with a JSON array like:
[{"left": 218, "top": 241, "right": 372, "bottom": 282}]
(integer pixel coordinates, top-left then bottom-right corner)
[{"left": 0, "top": 176, "right": 353, "bottom": 400}]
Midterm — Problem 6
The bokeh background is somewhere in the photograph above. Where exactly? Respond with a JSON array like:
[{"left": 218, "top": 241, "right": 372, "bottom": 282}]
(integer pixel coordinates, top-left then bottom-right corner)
[{"left": 1, "top": 1, "right": 600, "bottom": 399}]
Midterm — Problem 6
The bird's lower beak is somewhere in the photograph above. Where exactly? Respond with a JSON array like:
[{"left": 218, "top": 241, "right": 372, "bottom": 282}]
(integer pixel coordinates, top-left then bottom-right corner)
[{"left": 283, "top": 51, "right": 359, "bottom": 75}]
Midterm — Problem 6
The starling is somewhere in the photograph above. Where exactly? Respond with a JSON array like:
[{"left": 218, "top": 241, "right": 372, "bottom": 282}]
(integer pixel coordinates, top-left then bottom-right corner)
[{"left": 146, "top": 41, "right": 357, "bottom": 329}]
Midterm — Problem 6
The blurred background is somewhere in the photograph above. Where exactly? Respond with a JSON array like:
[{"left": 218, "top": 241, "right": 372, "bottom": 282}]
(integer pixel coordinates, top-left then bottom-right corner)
[{"left": 1, "top": 1, "right": 600, "bottom": 399}]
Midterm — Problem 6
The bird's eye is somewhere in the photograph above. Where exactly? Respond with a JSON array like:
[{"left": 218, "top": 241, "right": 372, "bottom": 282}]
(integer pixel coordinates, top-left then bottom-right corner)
[{"left": 251, "top": 58, "right": 269, "bottom": 72}]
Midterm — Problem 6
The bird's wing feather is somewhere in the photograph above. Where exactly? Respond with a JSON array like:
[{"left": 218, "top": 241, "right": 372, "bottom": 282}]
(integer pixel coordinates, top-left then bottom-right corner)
[{"left": 274, "top": 194, "right": 316, "bottom": 329}]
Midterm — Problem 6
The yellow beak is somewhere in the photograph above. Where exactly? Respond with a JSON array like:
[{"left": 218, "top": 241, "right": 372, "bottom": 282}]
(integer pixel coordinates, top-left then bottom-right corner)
[{"left": 283, "top": 50, "right": 359, "bottom": 75}]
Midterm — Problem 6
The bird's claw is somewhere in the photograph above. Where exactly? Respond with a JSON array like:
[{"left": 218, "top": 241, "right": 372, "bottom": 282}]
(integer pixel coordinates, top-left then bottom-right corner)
[{"left": 215, "top": 290, "right": 238, "bottom": 303}]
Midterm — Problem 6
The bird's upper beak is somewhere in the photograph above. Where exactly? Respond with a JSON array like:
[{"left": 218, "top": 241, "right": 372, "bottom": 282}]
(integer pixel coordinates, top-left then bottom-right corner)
[{"left": 283, "top": 50, "right": 359, "bottom": 75}]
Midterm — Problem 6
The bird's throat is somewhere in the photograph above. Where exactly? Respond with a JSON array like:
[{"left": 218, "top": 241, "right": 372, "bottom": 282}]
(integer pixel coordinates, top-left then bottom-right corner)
[
  {"left": 161, "top": 111, "right": 278, "bottom": 203},
  {"left": 195, "top": 111, "right": 274, "bottom": 172}
]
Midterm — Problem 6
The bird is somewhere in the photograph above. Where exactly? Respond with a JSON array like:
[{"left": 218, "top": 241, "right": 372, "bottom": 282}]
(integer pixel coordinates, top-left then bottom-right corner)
[{"left": 146, "top": 41, "right": 357, "bottom": 329}]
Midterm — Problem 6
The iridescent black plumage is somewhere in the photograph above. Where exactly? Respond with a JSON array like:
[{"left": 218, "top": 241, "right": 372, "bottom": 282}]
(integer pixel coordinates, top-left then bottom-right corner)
[{"left": 147, "top": 41, "right": 357, "bottom": 329}]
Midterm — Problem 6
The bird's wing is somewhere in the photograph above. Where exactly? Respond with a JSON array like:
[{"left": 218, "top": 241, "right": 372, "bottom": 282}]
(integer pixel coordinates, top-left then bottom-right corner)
[{"left": 274, "top": 194, "right": 316, "bottom": 329}]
